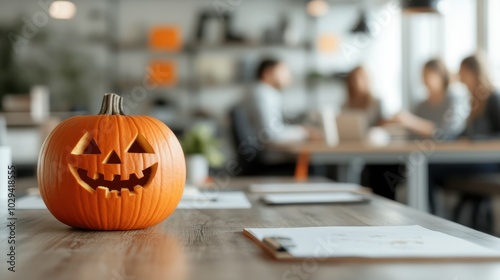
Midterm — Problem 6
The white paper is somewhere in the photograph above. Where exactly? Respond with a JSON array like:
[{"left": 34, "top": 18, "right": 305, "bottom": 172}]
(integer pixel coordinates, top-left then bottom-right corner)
[
  {"left": 178, "top": 192, "right": 251, "bottom": 209},
  {"left": 262, "top": 192, "right": 367, "bottom": 205},
  {"left": 16, "top": 195, "right": 47, "bottom": 210},
  {"left": 249, "top": 182, "right": 363, "bottom": 194},
  {"left": 16, "top": 191, "right": 252, "bottom": 210},
  {"left": 181, "top": 186, "right": 217, "bottom": 202},
  {"left": 245, "top": 225, "right": 500, "bottom": 259}
]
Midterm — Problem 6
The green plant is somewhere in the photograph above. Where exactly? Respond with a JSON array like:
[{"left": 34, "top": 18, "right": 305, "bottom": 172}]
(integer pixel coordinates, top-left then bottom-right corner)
[
  {"left": 0, "top": 21, "right": 33, "bottom": 104},
  {"left": 0, "top": 17, "right": 101, "bottom": 111},
  {"left": 181, "top": 124, "right": 224, "bottom": 167}
]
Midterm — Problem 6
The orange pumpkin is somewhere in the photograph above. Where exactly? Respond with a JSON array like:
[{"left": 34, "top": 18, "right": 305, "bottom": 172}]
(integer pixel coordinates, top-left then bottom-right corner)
[{"left": 38, "top": 93, "right": 185, "bottom": 230}]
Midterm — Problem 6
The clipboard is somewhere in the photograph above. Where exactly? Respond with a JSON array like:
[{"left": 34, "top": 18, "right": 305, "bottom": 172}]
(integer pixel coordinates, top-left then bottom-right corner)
[
  {"left": 243, "top": 226, "right": 500, "bottom": 262},
  {"left": 243, "top": 231, "right": 294, "bottom": 260}
]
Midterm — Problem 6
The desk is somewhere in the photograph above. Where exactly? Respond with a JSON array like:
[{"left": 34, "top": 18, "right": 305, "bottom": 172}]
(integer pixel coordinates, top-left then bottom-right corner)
[
  {"left": 2, "top": 177, "right": 500, "bottom": 280},
  {"left": 270, "top": 140, "right": 500, "bottom": 212}
]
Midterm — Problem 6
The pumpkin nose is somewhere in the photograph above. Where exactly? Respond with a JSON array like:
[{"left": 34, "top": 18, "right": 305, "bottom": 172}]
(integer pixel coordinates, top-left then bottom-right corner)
[{"left": 104, "top": 150, "right": 122, "bottom": 164}]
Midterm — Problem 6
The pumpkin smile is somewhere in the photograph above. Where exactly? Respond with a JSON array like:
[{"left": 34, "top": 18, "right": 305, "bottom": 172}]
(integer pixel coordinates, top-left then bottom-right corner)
[{"left": 69, "top": 163, "right": 158, "bottom": 194}]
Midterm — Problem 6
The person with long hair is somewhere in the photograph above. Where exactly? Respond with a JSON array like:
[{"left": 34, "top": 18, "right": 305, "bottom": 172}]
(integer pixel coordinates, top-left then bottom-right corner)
[
  {"left": 427, "top": 54, "right": 500, "bottom": 214},
  {"left": 459, "top": 54, "right": 500, "bottom": 137},
  {"left": 363, "top": 59, "right": 469, "bottom": 203},
  {"left": 343, "top": 66, "right": 383, "bottom": 127},
  {"left": 390, "top": 59, "right": 468, "bottom": 139}
]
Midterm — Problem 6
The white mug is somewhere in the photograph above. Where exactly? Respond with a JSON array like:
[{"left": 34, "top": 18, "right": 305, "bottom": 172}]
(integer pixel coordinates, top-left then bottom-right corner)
[
  {"left": 186, "top": 154, "right": 209, "bottom": 185},
  {"left": 0, "top": 146, "right": 12, "bottom": 201}
]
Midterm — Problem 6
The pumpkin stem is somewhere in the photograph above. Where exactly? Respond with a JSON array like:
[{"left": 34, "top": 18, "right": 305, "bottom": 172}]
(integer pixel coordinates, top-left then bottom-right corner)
[{"left": 99, "top": 93, "right": 125, "bottom": 115}]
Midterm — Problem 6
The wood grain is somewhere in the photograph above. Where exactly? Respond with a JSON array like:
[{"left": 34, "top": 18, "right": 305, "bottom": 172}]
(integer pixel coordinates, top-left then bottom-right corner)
[{"left": 2, "top": 177, "right": 500, "bottom": 280}]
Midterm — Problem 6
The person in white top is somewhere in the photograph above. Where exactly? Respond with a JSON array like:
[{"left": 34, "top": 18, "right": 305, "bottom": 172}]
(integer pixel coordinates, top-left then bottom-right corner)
[{"left": 241, "top": 58, "right": 321, "bottom": 163}]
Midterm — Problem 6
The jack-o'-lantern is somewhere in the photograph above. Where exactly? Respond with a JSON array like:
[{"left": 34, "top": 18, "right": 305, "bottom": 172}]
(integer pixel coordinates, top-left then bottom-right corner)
[{"left": 38, "top": 93, "right": 185, "bottom": 230}]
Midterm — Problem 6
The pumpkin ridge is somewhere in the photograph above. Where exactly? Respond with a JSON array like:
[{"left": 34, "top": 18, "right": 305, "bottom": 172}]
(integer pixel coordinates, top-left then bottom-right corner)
[
  {"left": 62, "top": 118, "right": 94, "bottom": 226},
  {"left": 94, "top": 115, "right": 106, "bottom": 229},
  {"left": 136, "top": 117, "right": 163, "bottom": 227},
  {"left": 70, "top": 117, "right": 95, "bottom": 228},
  {"left": 143, "top": 116, "right": 178, "bottom": 226},
  {"left": 124, "top": 117, "right": 145, "bottom": 229},
  {"left": 148, "top": 117, "right": 182, "bottom": 224},
  {"left": 131, "top": 116, "right": 161, "bottom": 228}
]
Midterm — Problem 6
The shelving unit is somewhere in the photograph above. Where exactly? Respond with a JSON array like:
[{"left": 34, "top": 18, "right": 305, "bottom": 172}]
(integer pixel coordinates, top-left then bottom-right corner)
[{"left": 100, "top": 0, "right": 341, "bottom": 121}]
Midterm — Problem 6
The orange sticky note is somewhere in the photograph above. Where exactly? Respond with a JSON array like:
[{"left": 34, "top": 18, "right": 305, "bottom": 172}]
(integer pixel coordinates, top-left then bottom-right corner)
[
  {"left": 148, "top": 60, "right": 177, "bottom": 86},
  {"left": 149, "top": 26, "right": 182, "bottom": 52}
]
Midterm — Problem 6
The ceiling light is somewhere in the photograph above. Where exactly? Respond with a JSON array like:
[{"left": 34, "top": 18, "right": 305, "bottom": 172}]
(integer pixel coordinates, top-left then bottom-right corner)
[
  {"left": 307, "top": 0, "right": 330, "bottom": 18},
  {"left": 49, "top": 1, "right": 77, "bottom": 20}
]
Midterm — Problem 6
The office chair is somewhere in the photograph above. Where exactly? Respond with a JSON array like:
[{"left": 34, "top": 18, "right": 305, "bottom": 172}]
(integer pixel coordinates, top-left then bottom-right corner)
[
  {"left": 444, "top": 174, "right": 500, "bottom": 234},
  {"left": 228, "top": 106, "right": 295, "bottom": 176}
]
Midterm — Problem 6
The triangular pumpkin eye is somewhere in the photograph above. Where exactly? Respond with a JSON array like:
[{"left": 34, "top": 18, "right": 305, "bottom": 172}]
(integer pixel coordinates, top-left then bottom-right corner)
[
  {"left": 71, "top": 132, "right": 102, "bottom": 155},
  {"left": 82, "top": 138, "right": 102, "bottom": 154},
  {"left": 127, "top": 134, "right": 154, "bottom": 154},
  {"left": 128, "top": 140, "right": 146, "bottom": 153}
]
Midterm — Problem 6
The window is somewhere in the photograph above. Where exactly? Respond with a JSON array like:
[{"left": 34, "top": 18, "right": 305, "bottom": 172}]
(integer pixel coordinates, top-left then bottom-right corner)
[
  {"left": 402, "top": 0, "right": 476, "bottom": 109},
  {"left": 442, "top": 0, "right": 477, "bottom": 72},
  {"left": 488, "top": 0, "right": 500, "bottom": 87}
]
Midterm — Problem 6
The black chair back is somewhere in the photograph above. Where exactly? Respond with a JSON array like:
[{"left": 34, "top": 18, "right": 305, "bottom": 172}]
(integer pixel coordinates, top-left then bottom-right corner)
[{"left": 229, "top": 106, "right": 264, "bottom": 175}]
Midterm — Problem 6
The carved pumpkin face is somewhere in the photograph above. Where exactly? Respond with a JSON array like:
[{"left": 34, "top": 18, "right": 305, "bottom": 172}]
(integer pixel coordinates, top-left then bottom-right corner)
[
  {"left": 38, "top": 94, "right": 185, "bottom": 230},
  {"left": 69, "top": 132, "right": 158, "bottom": 194}
]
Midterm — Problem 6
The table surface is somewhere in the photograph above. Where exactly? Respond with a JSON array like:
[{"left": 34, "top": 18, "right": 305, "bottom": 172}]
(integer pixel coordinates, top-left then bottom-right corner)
[
  {"left": 2, "top": 177, "right": 500, "bottom": 280},
  {"left": 269, "top": 139, "right": 500, "bottom": 155}
]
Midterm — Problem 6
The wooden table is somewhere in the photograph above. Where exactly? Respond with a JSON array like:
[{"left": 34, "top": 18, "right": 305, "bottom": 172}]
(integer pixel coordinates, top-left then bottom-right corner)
[
  {"left": 2, "top": 177, "right": 500, "bottom": 280},
  {"left": 270, "top": 140, "right": 500, "bottom": 212}
]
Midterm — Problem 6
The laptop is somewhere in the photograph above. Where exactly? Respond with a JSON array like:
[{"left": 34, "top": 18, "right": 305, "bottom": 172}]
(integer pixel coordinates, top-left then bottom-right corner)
[{"left": 321, "top": 109, "right": 368, "bottom": 145}]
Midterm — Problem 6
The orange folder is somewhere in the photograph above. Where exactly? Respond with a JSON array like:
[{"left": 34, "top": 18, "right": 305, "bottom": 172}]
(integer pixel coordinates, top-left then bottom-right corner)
[
  {"left": 149, "top": 25, "right": 182, "bottom": 52},
  {"left": 148, "top": 60, "right": 177, "bottom": 86}
]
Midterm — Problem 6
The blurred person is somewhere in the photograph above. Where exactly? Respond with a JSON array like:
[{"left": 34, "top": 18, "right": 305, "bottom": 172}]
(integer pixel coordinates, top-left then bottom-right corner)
[
  {"left": 342, "top": 66, "right": 389, "bottom": 198},
  {"left": 239, "top": 58, "right": 321, "bottom": 164},
  {"left": 459, "top": 54, "right": 500, "bottom": 137},
  {"left": 243, "top": 58, "right": 320, "bottom": 143},
  {"left": 363, "top": 59, "right": 469, "bottom": 205},
  {"left": 427, "top": 54, "right": 500, "bottom": 214},
  {"left": 389, "top": 59, "right": 469, "bottom": 139},
  {"left": 343, "top": 66, "right": 383, "bottom": 127}
]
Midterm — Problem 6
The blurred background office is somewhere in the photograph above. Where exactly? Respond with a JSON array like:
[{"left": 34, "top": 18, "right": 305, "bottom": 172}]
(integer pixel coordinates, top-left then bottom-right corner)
[{"left": 1, "top": 0, "right": 500, "bottom": 229}]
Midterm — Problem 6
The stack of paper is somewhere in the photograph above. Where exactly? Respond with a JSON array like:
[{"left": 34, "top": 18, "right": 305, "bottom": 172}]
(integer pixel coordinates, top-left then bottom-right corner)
[{"left": 244, "top": 225, "right": 500, "bottom": 260}]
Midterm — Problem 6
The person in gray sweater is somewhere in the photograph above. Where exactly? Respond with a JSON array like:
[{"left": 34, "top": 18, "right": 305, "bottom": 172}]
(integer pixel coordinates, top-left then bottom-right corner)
[
  {"left": 428, "top": 54, "right": 500, "bottom": 213},
  {"left": 363, "top": 59, "right": 469, "bottom": 201},
  {"left": 389, "top": 59, "right": 469, "bottom": 140}
]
